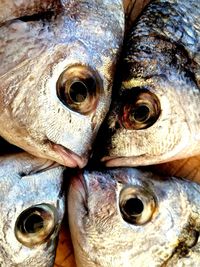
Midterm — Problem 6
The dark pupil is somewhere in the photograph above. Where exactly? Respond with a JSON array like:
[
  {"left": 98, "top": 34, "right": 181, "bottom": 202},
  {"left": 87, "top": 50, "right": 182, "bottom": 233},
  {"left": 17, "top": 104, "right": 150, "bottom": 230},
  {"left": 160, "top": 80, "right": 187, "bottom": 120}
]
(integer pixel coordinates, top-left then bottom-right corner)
[
  {"left": 23, "top": 213, "right": 44, "bottom": 233},
  {"left": 130, "top": 105, "right": 150, "bottom": 123},
  {"left": 69, "top": 81, "right": 88, "bottom": 103},
  {"left": 123, "top": 198, "right": 144, "bottom": 216}
]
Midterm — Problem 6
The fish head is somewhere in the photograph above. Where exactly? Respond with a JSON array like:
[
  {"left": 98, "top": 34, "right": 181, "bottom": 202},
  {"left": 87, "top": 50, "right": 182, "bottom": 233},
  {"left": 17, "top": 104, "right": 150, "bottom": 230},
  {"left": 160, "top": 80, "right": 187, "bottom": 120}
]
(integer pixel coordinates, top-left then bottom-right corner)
[
  {"left": 100, "top": 70, "right": 200, "bottom": 167},
  {"left": 0, "top": 153, "right": 65, "bottom": 267},
  {"left": 98, "top": 0, "right": 200, "bottom": 167},
  {"left": 68, "top": 168, "right": 200, "bottom": 267},
  {"left": 0, "top": 0, "right": 124, "bottom": 168}
]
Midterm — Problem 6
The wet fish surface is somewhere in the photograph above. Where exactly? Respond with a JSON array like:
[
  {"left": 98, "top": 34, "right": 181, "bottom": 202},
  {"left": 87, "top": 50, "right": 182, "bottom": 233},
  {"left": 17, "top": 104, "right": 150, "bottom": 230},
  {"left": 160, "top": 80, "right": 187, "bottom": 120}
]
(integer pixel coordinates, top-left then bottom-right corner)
[
  {"left": 0, "top": 0, "right": 124, "bottom": 168},
  {"left": 100, "top": 0, "right": 200, "bottom": 167},
  {"left": 0, "top": 152, "right": 65, "bottom": 266},
  {"left": 68, "top": 167, "right": 200, "bottom": 267},
  {"left": 0, "top": 0, "right": 60, "bottom": 25}
]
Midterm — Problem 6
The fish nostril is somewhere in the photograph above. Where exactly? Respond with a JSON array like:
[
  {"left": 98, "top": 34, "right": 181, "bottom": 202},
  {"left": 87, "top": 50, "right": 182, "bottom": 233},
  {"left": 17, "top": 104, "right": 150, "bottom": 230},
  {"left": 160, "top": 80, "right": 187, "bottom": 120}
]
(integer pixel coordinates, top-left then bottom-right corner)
[
  {"left": 115, "top": 121, "right": 121, "bottom": 130},
  {"left": 186, "top": 230, "right": 199, "bottom": 248},
  {"left": 174, "top": 230, "right": 199, "bottom": 257}
]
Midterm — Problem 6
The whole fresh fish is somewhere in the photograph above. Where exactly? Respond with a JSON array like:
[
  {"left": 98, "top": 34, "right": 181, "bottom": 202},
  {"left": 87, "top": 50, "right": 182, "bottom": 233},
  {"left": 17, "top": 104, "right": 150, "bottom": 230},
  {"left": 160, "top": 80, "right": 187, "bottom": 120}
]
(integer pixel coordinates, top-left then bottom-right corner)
[
  {"left": 68, "top": 168, "right": 200, "bottom": 267},
  {"left": 0, "top": 0, "right": 124, "bottom": 168},
  {"left": 0, "top": 152, "right": 65, "bottom": 266},
  {"left": 100, "top": 0, "right": 200, "bottom": 167}
]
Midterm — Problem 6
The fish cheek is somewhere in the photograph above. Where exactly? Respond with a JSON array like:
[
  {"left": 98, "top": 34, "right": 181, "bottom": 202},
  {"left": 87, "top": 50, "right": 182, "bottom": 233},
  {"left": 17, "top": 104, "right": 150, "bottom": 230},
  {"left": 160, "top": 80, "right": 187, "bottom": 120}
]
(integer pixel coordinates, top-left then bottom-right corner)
[
  {"left": 85, "top": 178, "right": 118, "bottom": 235},
  {"left": 106, "top": 84, "right": 186, "bottom": 160}
]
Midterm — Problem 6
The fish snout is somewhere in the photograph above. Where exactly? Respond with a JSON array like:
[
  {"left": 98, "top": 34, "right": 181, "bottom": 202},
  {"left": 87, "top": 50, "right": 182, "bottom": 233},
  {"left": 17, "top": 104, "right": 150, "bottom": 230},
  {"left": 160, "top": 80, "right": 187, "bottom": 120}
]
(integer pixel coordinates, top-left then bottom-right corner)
[{"left": 52, "top": 144, "right": 88, "bottom": 168}]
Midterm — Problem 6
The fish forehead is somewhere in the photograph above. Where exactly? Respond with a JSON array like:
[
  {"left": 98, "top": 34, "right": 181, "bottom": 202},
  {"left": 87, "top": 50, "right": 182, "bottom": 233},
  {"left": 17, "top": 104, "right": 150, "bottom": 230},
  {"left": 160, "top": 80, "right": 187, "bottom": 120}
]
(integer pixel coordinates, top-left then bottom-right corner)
[
  {"left": 84, "top": 168, "right": 199, "bottom": 208},
  {"left": 1, "top": 1, "right": 124, "bottom": 75},
  {"left": 68, "top": 168, "right": 200, "bottom": 267},
  {"left": 0, "top": 0, "right": 124, "bottom": 166},
  {"left": 0, "top": 153, "right": 65, "bottom": 266}
]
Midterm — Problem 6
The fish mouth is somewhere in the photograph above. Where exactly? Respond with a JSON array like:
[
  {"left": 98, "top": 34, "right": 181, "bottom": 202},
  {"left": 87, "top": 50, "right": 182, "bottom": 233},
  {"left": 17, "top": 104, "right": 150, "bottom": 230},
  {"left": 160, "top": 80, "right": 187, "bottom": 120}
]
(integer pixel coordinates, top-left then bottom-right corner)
[
  {"left": 101, "top": 154, "right": 168, "bottom": 167},
  {"left": 52, "top": 144, "right": 87, "bottom": 168},
  {"left": 70, "top": 171, "right": 88, "bottom": 214},
  {"left": 101, "top": 155, "right": 146, "bottom": 167},
  {"left": 30, "top": 160, "right": 60, "bottom": 175}
]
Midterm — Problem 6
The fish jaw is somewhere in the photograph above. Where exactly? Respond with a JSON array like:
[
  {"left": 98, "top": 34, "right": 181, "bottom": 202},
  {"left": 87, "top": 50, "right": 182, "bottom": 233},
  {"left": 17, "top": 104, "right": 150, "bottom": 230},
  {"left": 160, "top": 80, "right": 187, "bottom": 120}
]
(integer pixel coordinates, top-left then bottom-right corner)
[
  {"left": 0, "top": 0, "right": 124, "bottom": 167},
  {"left": 68, "top": 168, "right": 200, "bottom": 267},
  {"left": 0, "top": 152, "right": 65, "bottom": 267}
]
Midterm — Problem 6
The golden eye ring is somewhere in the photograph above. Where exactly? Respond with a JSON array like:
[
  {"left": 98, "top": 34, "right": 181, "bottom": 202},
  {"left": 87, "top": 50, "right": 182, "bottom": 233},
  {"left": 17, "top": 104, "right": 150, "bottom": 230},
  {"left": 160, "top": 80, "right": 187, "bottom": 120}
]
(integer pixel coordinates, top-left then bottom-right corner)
[
  {"left": 119, "top": 186, "right": 156, "bottom": 225},
  {"left": 120, "top": 89, "right": 161, "bottom": 130},
  {"left": 15, "top": 204, "right": 58, "bottom": 247},
  {"left": 56, "top": 65, "right": 103, "bottom": 115}
]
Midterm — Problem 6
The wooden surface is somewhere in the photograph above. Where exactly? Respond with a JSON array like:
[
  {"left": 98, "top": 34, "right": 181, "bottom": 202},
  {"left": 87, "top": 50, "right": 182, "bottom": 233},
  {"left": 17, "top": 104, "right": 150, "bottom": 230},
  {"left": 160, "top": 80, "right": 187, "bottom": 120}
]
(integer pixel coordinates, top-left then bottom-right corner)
[{"left": 54, "top": 222, "right": 76, "bottom": 267}]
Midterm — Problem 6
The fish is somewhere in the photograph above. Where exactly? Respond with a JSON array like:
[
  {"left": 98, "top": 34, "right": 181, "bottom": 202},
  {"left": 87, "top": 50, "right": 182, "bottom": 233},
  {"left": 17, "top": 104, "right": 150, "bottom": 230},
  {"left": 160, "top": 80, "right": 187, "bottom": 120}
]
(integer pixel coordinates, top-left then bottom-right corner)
[
  {"left": 0, "top": 152, "right": 65, "bottom": 266},
  {"left": 0, "top": 0, "right": 124, "bottom": 168},
  {"left": 99, "top": 0, "right": 200, "bottom": 167},
  {"left": 68, "top": 167, "right": 200, "bottom": 267}
]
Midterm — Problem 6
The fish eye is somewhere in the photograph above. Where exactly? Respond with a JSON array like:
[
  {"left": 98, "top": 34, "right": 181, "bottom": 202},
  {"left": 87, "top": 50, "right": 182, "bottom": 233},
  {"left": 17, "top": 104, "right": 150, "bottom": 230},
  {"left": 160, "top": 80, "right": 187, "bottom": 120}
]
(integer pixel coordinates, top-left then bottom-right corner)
[
  {"left": 119, "top": 186, "right": 156, "bottom": 225},
  {"left": 56, "top": 65, "right": 102, "bottom": 115},
  {"left": 15, "top": 204, "right": 58, "bottom": 247},
  {"left": 120, "top": 89, "right": 161, "bottom": 130}
]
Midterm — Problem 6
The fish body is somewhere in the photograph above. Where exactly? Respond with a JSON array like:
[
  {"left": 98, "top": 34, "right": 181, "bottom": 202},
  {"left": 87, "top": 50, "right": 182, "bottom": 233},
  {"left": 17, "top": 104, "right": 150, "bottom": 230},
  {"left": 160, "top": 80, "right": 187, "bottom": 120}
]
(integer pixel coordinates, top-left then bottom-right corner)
[
  {"left": 68, "top": 168, "right": 200, "bottom": 267},
  {"left": 0, "top": 0, "right": 124, "bottom": 168},
  {"left": 100, "top": 0, "right": 200, "bottom": 167},
  {"left": 0, "top": 152, "right": 65, "bottom": 266}
]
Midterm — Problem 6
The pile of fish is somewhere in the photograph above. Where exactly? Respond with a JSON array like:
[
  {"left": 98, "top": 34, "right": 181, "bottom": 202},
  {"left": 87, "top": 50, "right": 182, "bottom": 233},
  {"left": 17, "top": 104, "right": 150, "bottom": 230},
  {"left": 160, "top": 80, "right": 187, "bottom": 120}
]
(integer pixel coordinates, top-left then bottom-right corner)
[{"left": 0, "top": 0, "right": 199, "bottom": 266}]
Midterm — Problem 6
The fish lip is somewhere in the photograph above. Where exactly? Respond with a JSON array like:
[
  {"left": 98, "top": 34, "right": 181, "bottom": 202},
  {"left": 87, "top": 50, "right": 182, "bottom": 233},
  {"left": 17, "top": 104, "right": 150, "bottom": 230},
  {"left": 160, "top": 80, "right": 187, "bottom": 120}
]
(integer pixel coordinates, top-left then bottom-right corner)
[
  {"left": 52, "top": 143, "right": 87, "bottom": 168},
  {"left": 30, "top": 161, "right": 61, "bottom": 175},
  {"left": 70, "top": 171, "right": 88, "bottom": 213},
  {"left": 101, "top": 155, "right": 161, "bottom": 167},
  {"left": 101, "top": 156, "right": 136, "bottom": 167}
]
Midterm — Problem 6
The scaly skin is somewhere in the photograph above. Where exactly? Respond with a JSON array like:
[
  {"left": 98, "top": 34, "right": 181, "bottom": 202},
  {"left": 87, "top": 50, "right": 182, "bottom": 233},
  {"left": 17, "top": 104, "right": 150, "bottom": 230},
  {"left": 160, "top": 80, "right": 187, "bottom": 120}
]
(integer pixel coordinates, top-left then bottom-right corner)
[
  {"left": 0, "top": 0, "right": 61, "bottom": 24},
  {"left": 0, "top": 0, "right": 124, "bottom": 168},
  {"left": 99, "top": 0, "right": 200, "bottom": 167},
  {"left": 55, "top": 1, "right": 199, "bottom": 266},
  {"left": 0, "top": 2, "right": 148, "bottom": 267},
  {"left": 0, "top": 152, "right": 65, "bottom": 267},
  {"left": 68, "top": 168, "right": 200, "bottom": 267}
]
